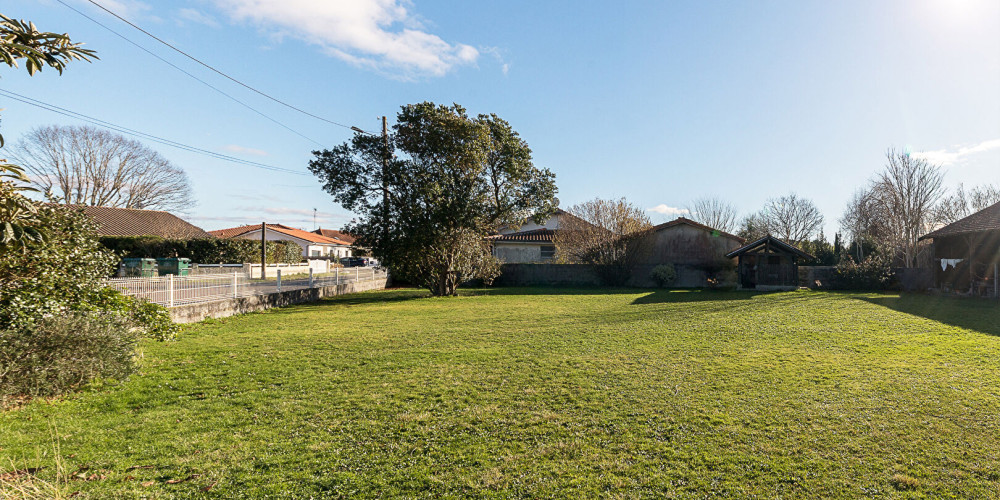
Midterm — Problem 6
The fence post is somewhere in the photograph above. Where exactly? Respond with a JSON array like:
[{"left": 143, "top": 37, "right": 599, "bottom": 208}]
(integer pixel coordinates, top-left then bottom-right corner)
[
  {"left": 309, "top": 268, "right": 314, "bottom": 289},
  {"left": 336, "top": 266, "right": 340, "bottom": 284},
  {"left": 168, "top": 274, "right": 174, "bottom": 307},
  {"left": 277, "top": 269, "right": 282, "bottom": 293},
  {"left": 233, "top": 271, "right": 238, "bottom": 298},
  {"left": 356, "top": 267, "right": 359, "bottom": 281}
]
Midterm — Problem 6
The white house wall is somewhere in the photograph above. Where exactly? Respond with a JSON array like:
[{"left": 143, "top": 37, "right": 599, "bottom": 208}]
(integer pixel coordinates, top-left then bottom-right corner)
[{"left": 494, "top": 243, "right": 546, "bottom": 263}]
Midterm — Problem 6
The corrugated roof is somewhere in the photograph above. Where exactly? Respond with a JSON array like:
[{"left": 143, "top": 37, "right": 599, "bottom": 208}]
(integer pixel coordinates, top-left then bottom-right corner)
[
  {"left": 920, "top": 202, "right": 1000, "bottom": 240},
  {"left": 209, "top": 224, "right": 351, "bottom": 245},
  {"left": 489, "top": 228, "right": 556, "bottom": 243},
  {"left": 67, "top": 204, "right": 213, "bottom": 239}
]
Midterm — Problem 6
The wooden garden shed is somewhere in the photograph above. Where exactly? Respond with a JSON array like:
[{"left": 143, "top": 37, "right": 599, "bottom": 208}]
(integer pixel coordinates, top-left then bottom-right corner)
[
  {"left": 919, "top": 201, "right": 1000, "bottom": 296},
  {"left": 725, "top": 235, "right": 813, "bottom": 290}
]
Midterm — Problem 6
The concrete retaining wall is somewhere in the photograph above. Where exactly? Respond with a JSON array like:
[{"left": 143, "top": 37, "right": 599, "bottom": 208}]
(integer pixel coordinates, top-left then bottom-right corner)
[{"left": 168, "top": 278, "right": 388, "bottom": 323}]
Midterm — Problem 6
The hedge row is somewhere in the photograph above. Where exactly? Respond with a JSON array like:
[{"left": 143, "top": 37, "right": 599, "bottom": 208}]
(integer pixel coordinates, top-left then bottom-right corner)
[{"left": 99, "top": 236, "right": 303, "bottom": 264}]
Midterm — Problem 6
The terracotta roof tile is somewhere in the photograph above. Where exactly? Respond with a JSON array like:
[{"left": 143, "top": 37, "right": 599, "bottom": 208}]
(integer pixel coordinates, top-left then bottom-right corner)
[
  {"left": 489, "top": 228, "right": 556, "bottom": 243},
  {"left": 314, "top": 228, "right": 356, "bottom": 244},
  {"left": 68, "top": 205, "right": 213, "bottom": 239},
  {"left": 209, "top": 224, "right": 351, "bottom": 245},
  {"left": 920, "top": 202, "right": 1000, "bottom": 240}
]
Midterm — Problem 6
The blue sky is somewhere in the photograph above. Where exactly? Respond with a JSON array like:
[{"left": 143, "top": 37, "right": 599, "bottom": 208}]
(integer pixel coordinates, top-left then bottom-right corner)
[{"left": 2, "top": 0, "right": 998, "bottom": 236}]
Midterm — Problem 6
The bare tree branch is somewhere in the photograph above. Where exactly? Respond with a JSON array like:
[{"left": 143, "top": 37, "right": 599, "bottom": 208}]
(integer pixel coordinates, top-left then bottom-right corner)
[
  {"left": 10, "top": 125, "right": 194, "bottom": 212},
  {"left": 688, "top": 196, "right": 738, "bottom": 233}
]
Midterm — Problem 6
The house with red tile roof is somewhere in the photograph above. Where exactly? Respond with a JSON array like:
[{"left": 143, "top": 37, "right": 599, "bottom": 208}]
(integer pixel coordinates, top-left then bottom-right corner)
[
  {"left": 209, "top": 223, "right": 353, "bottom": 259},
  {"left": 488, "top": 210, "right": 570, "bottom": 262}
]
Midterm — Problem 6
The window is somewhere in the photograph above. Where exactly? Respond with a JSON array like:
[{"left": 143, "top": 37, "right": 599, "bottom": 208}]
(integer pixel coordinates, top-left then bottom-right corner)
[
  {"left": 310, "top": 249, "right": 321, "bottom": 257},
  {"left": 541, "top": 245, "right": 556, "bottom": 259}
]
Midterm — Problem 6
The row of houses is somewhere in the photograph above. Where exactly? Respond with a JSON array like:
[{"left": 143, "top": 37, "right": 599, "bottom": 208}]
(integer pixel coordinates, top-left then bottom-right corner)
[
  {"left": 71, "top": 205, "right": 359, "bottom": 260},
  {"left": 491, "top": 202, "right": 1000, "bottom": 292},
  {"left": 70, "top": 200, "right": 1000, "bottom": 292}
]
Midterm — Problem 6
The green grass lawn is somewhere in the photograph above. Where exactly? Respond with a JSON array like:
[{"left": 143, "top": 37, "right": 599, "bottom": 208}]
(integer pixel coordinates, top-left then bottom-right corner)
[{"left": 2, "top": 288, "right": 1000, "bottom": 498}]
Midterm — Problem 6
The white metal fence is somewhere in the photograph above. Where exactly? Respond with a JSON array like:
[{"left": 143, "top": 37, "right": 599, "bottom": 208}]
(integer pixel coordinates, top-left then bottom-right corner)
[
  {"left": 107, "top": 272, "right": 249, "bottom": 307},
  {"left": 107, "top": 268, "right": 387, "bottom": 307}
]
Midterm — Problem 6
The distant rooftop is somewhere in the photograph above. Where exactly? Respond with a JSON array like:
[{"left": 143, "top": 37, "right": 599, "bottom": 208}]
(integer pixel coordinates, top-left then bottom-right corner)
[{"left": 68, "top": 205, "right": 213, "bottom": 239}]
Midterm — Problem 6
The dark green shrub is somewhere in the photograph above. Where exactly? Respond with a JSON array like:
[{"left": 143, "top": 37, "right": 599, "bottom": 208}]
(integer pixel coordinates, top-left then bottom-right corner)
[
  {"left": 0, "top": 204, "right": 117, "bottom": 331},
  {"left": 0, "top": 314, "right": 140, "bottom": 400},
  {"left": 831, "top": 256, "right": 898, "bottom": 291},
  {"left": 650, "top": 264, "right": 677, "bottom": 288},
  {"left": 99, "top": 236, "right": 303, "bottom": 264},
  {"left": 85, "top": 288, "right": 179, "bottom": 341}
]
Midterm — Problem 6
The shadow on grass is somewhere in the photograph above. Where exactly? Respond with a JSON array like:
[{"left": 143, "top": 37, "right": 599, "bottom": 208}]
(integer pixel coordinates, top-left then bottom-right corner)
[
  {"left": 860, "top": 294, "right": 1000, "bottom": 337},
  {"left": 630, "top": 289, "right": 765, "bottom": 305}
]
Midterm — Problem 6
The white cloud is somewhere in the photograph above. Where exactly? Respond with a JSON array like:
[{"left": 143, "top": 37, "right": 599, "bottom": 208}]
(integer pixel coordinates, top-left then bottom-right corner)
[
  {"left": 210, "top": 0, "right": 479, "bottom": 78},
  {"left": 646, "top": 204, "right": 691, "bottom": 217},
  {"left": 222, "top": 144, "right": 269, "bottom": 157},
  {"left": 177, "top": 8, "right": 220, "bottom": 28},
  {"left": 911, "top": 138, "right": 1000, "bottom": 166},
  {"left": 93, "top": 0, "right": 153, "bottom": 21}
]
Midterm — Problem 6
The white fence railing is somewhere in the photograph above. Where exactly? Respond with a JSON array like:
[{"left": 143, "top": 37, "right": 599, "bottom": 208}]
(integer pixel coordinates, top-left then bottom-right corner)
[
  {"left": 107, "top": 268, "right": 387, "bottom": 307},
  {"left": 107, "top": 272, "right": 248, "bottom": 307}
]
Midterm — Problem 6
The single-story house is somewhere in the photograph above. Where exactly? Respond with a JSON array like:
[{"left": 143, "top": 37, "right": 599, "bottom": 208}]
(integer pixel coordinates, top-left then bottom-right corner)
[
  {"left": 725, "top": 235, "right": 814, "bottom": 291},
  {"left": 919, "top": 201, "right": 1000, "bottom": 295},
  {"left": 210, "top": 223, "right": 353, "bottom": 259},
  {"left": 628, "top": 217, "right": 745, "bottom": 287},
  {"left": 69, "top": 204, "right": 213, "bottom": 239},
  {"left": 489, "top": 209, "right": 576, "bottom": 263}
]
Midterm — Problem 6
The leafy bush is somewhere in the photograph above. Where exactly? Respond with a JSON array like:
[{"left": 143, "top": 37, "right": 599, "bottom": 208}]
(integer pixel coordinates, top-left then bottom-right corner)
[
  {"left": 99, "top": 236, "right": 303, "bottom": 264},
  {"left": 0, "top": 314, "right": 140, "bottom": 400},
  {"left": 650, "top": 264, "right": 677, "bottom": 288},
  {"left": 0, "top": 203, "right": 117, "bottom": 331},
  {"left": 831, "top": 256, "right": 897, "bottom": 291},
  {"left": 0, "top": 204, "right": 179, "bottom": 338},
  {"left": 86, "top": 288, "right": 179, "bottom": 341}
]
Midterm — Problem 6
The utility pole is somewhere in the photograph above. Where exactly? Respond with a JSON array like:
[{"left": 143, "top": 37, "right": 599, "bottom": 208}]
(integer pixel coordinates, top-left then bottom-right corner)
[
  {"left": 382, "top": 116, "right": 390, "bottom": 247},
  {"left": 260, "top": 222, "right": 267, "bottom": 279}
]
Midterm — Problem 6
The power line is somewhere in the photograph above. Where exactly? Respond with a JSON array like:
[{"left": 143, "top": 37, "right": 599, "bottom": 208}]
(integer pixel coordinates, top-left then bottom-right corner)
[
  {"left": 83, "top": 0, "right": 375, "bottom": 134},
  {"left": 0, "top": 88, "right": 310, "bottom": 176},
  {"left": 55, "top": 0, "right": 325, "bottom": 148}
]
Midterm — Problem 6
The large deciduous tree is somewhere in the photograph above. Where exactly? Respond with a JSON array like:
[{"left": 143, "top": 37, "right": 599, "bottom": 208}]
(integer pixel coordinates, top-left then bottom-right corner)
[
  {"left": 688, "top": 196, "right": 738, "bottom": 233},
  {"left": 553, "top": 197, "right": 652, "bottom": 285},
  {"left": 867, "top": 149, "right": 945, "bottom": 267},
  {"left": 309, "top": 102, "right": 557, "bottom": 296},
  {"left": 754, "top": 192, "right": 824, "bottom": 245},
  {"left": 10, "top": 125, "right": 194, "bottom": 212}
]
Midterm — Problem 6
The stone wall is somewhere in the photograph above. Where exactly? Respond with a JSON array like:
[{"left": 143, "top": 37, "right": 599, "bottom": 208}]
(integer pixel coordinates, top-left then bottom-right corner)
[{"left": 168, "top": 278, "right": 388, "bottom": 323}]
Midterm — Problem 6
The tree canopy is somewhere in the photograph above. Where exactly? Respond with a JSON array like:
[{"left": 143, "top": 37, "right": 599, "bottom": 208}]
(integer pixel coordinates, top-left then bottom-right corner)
[{"left": 309, "top": 102, "right": 558, "bottom": 296}]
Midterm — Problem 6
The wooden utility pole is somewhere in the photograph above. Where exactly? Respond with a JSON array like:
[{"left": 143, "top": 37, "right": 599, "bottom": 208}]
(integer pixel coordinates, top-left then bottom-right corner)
[
  {"left": 260, "top": 222, "right": 267, "bottom": 279},
  {"left": 382, "top": 116, "right": 390, "bottom": 246}
]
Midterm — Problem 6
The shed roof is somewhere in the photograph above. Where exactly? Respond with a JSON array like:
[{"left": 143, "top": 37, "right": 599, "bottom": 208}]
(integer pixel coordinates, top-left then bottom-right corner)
[
  {"left": 920, "top": 201, "right": 1000, "bottom": 240},
  {"left": 209, "top": 224, "right": 351, "bottom": 245},
  {"left": 645, "top": 217, "right": 745, "bottom": 243},
  {"left": 725, "top": 235, "right": 815, "bottom": 259},
  {"left": 68, "top": 204, "right": 213, "bottom": 239}
]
